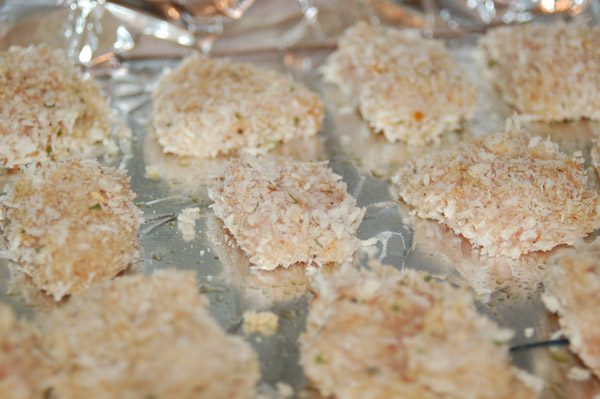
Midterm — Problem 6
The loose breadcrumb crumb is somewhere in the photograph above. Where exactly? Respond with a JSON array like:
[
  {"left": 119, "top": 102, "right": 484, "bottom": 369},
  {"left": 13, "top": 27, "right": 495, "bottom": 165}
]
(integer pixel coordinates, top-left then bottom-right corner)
[
  {"left": 38, "top": 270, "right": 260, "bottom": 399},
  {"left": 480, "top": 22, "right": 600, "bottom": 122},
  {"left": 322, "top": 22, "right": 476, "bottom": 145},
  {"left": 0, "top": 159, "right": 142, "bottom": 300},
  {"left": 0, "top": 304, "right": 50, "bottom": 399},
  {"left": 300, "top": 264, "right": 539, "bottom": 399},
  {"left": 177, "top": 207, "right": 201, "bottom": 242},
  {"left": 208, "top": 156, "right": 365, "bottom": 270},
  {"left": 144, "top": 165, "right": 161, "bottom": 180},
  {"left": 543, "top": 240, "right": 600, "bottom": 379},
  {"left": 525, "top": 327, "right": 535, "bottom": 338},
  {"left": 152, "top": 55, "right": 323, "bottom": 158},
  {"left": 567, "top": 367, "right": 592, "bottom": 382},
  {"left": 393, "top": 131, "right": 600, "bottom": 259},
  {"left": 0, "top": 45, "right": 115, "bottom": 169},
  {"left": 242, "top": 311, "right": 279, "bottom": 336},
  {"left": 275, "top": 382, "right": 293, "bottom": 399}
]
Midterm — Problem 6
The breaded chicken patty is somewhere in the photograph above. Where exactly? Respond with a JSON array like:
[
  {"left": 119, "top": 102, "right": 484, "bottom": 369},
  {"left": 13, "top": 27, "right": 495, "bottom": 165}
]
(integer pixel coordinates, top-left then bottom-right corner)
[
  {"left": 300, "top": 264, "right": 539, "bottom": 399},
  {"left": 0, "top": 159, "right": 142, "bottom": 300},
  {"left": 480, "top": 22, "right": 600, "bottom": 122},
  {"left": 393, "top": 131, "right": 600, "bottom": 258},
  {"left": 322, "top": 22, "right": 476, "bottom": 145},
  {"left": 0, "top": 45, "right": 115, "bottom": 169},
  {"left": 38, "top": 270, "right": 260, "bottom": 399},
  {"left": 152, "top": 55, "right": 323, "bottom": 158},
  {"left": 208, "top": 156, "right": 365, "bottom": 270}
]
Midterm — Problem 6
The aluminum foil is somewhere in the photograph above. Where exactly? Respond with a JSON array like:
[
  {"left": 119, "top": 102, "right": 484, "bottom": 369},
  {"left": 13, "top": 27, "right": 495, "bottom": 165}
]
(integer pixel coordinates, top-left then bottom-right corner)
[{"left": 1, "top": 1, "right": 600, "bottom": 398}]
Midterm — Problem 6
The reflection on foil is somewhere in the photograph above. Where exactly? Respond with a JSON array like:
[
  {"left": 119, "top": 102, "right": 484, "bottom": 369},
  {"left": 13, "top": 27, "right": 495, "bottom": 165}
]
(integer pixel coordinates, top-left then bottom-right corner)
[
  {"left": 142, "top": 131, "right": 228, "bottom": 196},
  {"left": 410, "top": 218, "right": 549, "bottom": 302},
  {"left": 4, "top": 259, "right": 141, "bottom": 312},
  {"left": 64, "top": 0, "right": 107, "bottom": 64},
  {"left": 206, "top": 215, "right": 334, "bottom": 308},
  {"left": 104, "top": 2, "right": 195, "bottom": 46},
  {"left": 5, "top": 265, "right": 60, "bottom": 312},
  {"left": 438, "top": 0, "right": 597, "bottom": 30},
  {"left": 526, "top": 120, "right": 600, "bottom": 162},
  {"left": 357, "top": 202, "right": 413, "bottom": 265}
]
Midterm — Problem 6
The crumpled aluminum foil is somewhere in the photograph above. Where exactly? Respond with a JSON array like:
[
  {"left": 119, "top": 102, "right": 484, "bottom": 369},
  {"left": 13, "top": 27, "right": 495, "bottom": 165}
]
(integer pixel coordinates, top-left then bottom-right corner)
[{"left": 3, "top": 0, "right": 597, "bottom": 66}]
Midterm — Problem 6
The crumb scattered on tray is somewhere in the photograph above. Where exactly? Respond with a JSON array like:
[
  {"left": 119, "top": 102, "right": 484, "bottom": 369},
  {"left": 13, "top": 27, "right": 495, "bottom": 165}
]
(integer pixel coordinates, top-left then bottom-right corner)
[
  {"left": 480, "top": 22, "right": 600, "bottom": 122},
  {"left": 243, "top": 310, "right": 279, "bottom": 336},
  {"left": 322, "top": 22, "right": 476, "bottom": 145},
  {"left": 0, "top": 45, "right": 116, "bottom": 169},
  {"left": 144, "top": 164, "right": 161, "bottom": 180},
  {"left": 567, "top": 366, "right": 592, "bottom": 382},
  {"left": 177, "top": 207, "right": 201, "bottom": 242},
  {"left": 208, "top": 156, "right": 365, "bottom": 270},
  {"left": 152, "top": 54, "right": 323, "bottom": 158},
  {"left": 0, "top": 159, "right": 142, "bottom": 300},
  {"left": 525, "top": 327, "right": 534, "bottom": 338},
  {"left": 393, "top": 130, "right": 600, "bottom": 259},
  {"left": 300, "top": 263, "right": 539, "bottom": 399},
  {"left": 275, "top": 382, "right": 293, "bottom": 398}
]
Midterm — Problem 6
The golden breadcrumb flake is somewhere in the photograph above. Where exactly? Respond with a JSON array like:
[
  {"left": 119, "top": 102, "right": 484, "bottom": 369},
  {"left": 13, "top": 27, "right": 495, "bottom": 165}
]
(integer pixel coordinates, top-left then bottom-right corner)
[
  {"left": 321, "top": 22, "right": 476, "bottom": 145},
  {"left": 393, "top": 131, "right": 600, "bottom": 259},
  {"left": 543, "top": 240, "right": 600, "bottom": 378},
  {"left": 208, "top": 156, "right": 365, "bottom": 270},
  {"left": 0, "top": 159, "right": 142, "bottom": 300},
  {"left": 480, "top": 22, "right": 600, "bottom": 122},
  {"left": 300, "top": 264, "right": 539, "bottom": 399},
  {"left": 38, "top": 270, "right": 260, "bottom": 399},
  {"left": 0, "top": 45, "right": 115, "bottom": 169},
  {"left": 152, "top": 55, "right": 323, "bottom": 158},
  {"left": 0, "top": 304, "right": 50, "bottom": 399},
  {"left": 242, "top": 311, "right": 279, "bottom": 336}
]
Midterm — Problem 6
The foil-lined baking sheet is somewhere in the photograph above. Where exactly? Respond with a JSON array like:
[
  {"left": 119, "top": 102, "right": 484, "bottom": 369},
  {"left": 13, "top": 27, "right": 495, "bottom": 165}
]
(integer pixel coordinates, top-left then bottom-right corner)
[{"left": 1, "top": 2, "right": 600, "bottom": 398}]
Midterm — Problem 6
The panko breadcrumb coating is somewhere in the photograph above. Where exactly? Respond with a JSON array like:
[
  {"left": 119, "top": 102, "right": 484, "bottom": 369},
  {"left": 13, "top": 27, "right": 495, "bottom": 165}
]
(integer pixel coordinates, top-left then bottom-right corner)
[
  {"left": 0, "top": 159, "right": 142, "bottom": 300},
  {"left": 208, "top": 156, "right": 365, "bottom": 270},
  {"left": 0, "top": 45, "right": 115, "bottom": 169},
  {"left": 543, "top": 240, "right": 600, "bottom": 378},
  {"left": 300, "top": 264, "right": 539, "bottom": 399},
  {"left": 393, "top": 131, "right": 600, "bottom": 259},
  {"left": 0, "top": 304, "right": 50, "bottom": 399},
  {"left": 38, "top": 270, "right": 260, "bottom": 399},
  {"left": 152, "top": 55, "right": 323, "bottom": 158},
  {"left": 321, "top": 22, "right": 476, "bottom": 145},
  {"left": 480, "top": 22, "right": 600, "bottom": 122}
]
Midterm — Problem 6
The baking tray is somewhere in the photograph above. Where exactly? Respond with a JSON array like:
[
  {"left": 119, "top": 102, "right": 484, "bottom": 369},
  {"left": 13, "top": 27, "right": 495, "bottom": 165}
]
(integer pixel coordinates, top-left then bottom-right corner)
[{"left": 1, "top": 4, "right": 600, "bottom": 398}]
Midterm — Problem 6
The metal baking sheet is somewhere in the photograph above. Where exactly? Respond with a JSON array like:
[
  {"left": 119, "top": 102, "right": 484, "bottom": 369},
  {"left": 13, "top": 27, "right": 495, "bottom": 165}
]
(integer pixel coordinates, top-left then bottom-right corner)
[{"left": 1, "top": 4, "right": 600, "bottom": 398}]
